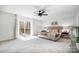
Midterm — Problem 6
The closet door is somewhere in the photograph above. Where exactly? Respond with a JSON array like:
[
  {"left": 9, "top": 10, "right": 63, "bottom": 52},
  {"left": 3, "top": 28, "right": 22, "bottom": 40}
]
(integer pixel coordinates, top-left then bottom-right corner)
[{"left": 0, "top": 11, "right": 16, "bottom": 41}]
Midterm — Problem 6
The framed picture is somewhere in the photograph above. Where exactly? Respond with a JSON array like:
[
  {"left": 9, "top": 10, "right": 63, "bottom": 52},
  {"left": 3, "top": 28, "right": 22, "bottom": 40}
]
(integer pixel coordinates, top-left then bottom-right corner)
[{"left": 51, "top": 21, "right": 58, "bottom": 25}]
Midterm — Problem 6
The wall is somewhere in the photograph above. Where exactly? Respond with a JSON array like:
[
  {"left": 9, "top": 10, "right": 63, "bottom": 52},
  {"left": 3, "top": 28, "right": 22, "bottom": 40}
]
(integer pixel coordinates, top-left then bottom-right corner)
[
  {"left": 32, "top": 19, "right": 43, "bottom": 35},
  {"left": 16, "top": 15, "right": 43, "bottom": 38},
  {"left": 42, "top": 13, "right": 78, "bottom": 37},
  {"left": 76, "top": 11, "right": 79, "bottom": 26},
  {"left": 0, "top": 11, "right": 16, "bottom": 41},
  {"left": 42, "top": 14, "right": 77, "bottom": 27},
  {"left": 75, "top": 11, "right": 79, "bottom": 37}
]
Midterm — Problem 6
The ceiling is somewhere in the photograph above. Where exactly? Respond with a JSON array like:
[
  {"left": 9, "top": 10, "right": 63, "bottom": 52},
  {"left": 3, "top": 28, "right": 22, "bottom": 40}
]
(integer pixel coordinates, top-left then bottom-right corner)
[{"left": 0, "top": 5, "right": 79, "bottom": 19}]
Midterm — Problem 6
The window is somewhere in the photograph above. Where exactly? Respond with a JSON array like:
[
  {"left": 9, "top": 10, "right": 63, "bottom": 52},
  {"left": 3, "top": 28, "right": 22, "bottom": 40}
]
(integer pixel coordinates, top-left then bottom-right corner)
[{"left": 19, "top": 21, "right": 30, "bottom": 35}]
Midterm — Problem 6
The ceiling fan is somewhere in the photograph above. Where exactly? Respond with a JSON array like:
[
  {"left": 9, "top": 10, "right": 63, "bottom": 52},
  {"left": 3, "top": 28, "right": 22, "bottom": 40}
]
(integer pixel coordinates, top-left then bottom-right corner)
[{"left": 33, "top": 5, "right": 49, "bottom": 17}]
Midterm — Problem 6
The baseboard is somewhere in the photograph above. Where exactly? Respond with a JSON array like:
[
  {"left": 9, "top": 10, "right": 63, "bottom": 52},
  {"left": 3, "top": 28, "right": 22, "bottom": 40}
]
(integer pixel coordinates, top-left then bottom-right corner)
[{"left": 0, "top": 35, "right": 15, "bottom": 41}]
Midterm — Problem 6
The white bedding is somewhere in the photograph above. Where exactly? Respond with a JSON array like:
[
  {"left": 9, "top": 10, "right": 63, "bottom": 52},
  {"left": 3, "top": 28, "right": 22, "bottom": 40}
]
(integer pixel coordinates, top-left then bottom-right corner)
[{"left": 0, "top": 36, "right": 71, "bottom": 53}]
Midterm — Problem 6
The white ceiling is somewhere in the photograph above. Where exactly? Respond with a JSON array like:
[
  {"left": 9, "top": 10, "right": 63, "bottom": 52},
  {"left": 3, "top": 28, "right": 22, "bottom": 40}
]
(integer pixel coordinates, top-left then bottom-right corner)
[{"left": 0, "top": 5, "right": 79, "bottom": 19}]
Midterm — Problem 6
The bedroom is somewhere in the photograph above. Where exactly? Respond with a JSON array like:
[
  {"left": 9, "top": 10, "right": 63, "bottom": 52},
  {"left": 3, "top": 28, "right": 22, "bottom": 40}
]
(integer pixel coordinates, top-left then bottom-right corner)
[{"left": 0, "top": 5, "right": 79, "bottom": 53}]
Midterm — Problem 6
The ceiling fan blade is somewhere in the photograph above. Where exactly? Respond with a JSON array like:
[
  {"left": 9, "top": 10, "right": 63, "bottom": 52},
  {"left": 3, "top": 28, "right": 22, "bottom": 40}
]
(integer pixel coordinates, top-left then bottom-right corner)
[
  {"left": 42, "top": 14, "right": 48, "bottom": 16},
  {"left": 33, "top": 11, "right": 39, "bottom": 14}
]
